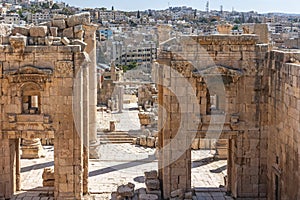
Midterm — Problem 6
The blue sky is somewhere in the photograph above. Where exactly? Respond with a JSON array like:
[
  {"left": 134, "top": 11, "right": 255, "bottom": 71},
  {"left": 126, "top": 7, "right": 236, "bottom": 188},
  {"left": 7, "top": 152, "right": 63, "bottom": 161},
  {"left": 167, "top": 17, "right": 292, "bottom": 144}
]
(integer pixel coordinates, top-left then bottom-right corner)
[{"left": 64, "top": 0, "right": 300, "bottom": 13}]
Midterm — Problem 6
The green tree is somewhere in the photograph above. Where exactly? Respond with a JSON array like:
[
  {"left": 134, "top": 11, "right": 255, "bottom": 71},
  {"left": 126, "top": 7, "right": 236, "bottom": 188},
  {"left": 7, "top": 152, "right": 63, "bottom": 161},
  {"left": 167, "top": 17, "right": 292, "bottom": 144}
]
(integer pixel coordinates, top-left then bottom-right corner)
[
  {"left": 51, "top": 3, "right": 60, "bottom": 10},
  {"left": 234, "top": 18, "right": 241, "bottom": 24},
  {"left": 122, "top": 62, "right": 137, "bottom": 72},
  {"left": 137, "top": 10, "right": 140, "bottom": 19}
]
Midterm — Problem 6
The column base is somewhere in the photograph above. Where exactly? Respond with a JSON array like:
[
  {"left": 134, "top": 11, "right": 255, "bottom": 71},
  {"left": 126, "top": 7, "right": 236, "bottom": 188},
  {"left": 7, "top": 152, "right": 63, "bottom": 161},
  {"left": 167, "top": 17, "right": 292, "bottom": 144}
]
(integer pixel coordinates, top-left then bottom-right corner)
[{"left": 89, "top": 140, "right": 100, "bottom": 159}]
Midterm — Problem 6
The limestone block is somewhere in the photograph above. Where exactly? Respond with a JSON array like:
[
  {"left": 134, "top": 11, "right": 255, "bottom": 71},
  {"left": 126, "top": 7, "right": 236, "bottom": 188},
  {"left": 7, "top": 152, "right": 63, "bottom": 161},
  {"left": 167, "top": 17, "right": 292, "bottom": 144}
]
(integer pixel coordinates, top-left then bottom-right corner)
[
  {"left": 29, "top": 26, "right": 48, "bottom": 37},
  {"left": 43, "top": 180, "right": 54, "bottom": 187},
  {"left": 61, "top": 37, "right": 70, "bottom": 45},
  {"left": 171, "top": 189, "right": 184, "bottom": 198},
  {"left": 42, "top": 167, "right": 54, "bottom": 180},
  {"left": 185, "top": 192, "right": 193, "bottom": 199},
  {"left": 12, "top": 26, "right": 29, "bottom": 36},
  {"left": 145, "top": 171, "right": 158, "bottom": 180},
  {"left": 146, "top": 190, "right": 162, "bottom": 200},
  {"left": 117, "top": 183, "right": 135, "bottom": 197},
  {"left": 147, "top": 137, "right": 156, "bottom": 148},
  {"left": 140, "top": 135, "right": 147, "bottom": 146},
  {"left": 9, "top": 36, "right": 27, "bottom": 52},
  {"left": 132, "top": 138, "right": 137, "bottom": 145},
  {"left": 50, "top": 27, "right": 58, "bottom": 37},
  {"left": 67, "top": 12, "right": 90, "bottom": 27},
  {"left": 72, "top": 39, "right": 87, "bottom": 51},
  {"left": 62, "top": 27, "right": 74, "bottom": 38},
  {"left": 145, "top": 179, "right": 160, "bottom": 190},
  {"left": 52, "top": 19, "right": 66, "bottom": 29},
  {"left": 139, "top": 194, "right": 158, "bottom": 200}
]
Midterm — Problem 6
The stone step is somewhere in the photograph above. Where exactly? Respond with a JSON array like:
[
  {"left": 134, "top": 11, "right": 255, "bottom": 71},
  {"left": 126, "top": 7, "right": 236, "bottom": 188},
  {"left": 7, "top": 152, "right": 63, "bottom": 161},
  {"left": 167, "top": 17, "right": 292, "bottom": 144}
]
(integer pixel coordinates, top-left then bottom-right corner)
[
  {"left": 99, "top": 139, "right": 134, "bottom": 144},
  {"left": 97, "top": 131, "right": 135, "bottom": 143}
]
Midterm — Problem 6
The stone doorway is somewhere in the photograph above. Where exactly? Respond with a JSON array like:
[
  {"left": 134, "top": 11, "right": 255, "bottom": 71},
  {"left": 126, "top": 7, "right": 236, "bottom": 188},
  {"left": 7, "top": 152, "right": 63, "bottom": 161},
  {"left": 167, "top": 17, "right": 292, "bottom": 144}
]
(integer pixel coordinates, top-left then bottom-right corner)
[{"left": 20, "top": 142, "right": 54, "bottom": 193}]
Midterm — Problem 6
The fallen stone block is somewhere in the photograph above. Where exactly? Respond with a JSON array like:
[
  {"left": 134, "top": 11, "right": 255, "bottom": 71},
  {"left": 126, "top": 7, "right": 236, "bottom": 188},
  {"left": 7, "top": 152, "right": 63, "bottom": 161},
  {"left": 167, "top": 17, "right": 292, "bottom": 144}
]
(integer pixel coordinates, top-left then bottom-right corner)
[
  {"left": 52, "top": 19, "right": 66, "bottom": 29},
  {"left": 146, "top": 189, "right": 162, "bottom": 200},
  {"left": 184, "top": 191, "right": 193, "bottom": 199},
  {"left": 145, "top": 179, "right": 160, "bottom": 190},
  {"left": 140, "top": 135, "right": 147, "bottom": 146},
  {"left": 12, "top": 26, "right": 29, "bottom": 36},
  {"left": 117, "top": 183, "right": 135, "bottom": 197},
  {"left": 139, "top": 194, "right": 158, "bottom": 200},
  {"left": 50, "top": 27, "right": 58, "bottom": 37},
  {"left": 147, "top": 136, "right": 156, "bottom": 148},
  {"left": 61, "top": 37, "right": 70, "bottom": 45},
  {"left": 42, "top": 167, "right": 54, "bottom": 180},
  {"left": 171, "top": 189, "right": 184, "bottom": 198},
  {"left": 29, "top": 26, "right": 48, "bottom": 37},
  {"left": 67, "top": 12, "right": 90, "bottom": 27},
  {"left": 144, "top": 170, "right": 158, "bottom": 179},
  {"left": 62, "top": 27, "right": 74, "bottom": 38}
]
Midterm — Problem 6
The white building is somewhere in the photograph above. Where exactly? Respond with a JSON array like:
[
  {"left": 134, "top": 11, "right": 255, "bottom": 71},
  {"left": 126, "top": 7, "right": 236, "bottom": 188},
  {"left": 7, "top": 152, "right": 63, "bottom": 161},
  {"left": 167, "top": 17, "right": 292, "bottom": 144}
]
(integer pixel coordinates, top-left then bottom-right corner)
[{"left": 4, "top": 14, "right": 20, "bottom": 25}]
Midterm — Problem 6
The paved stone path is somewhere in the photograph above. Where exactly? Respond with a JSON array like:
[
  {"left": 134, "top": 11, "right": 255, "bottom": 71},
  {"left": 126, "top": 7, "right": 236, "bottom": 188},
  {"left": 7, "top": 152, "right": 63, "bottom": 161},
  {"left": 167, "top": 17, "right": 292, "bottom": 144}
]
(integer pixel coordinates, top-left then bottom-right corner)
[
  {"left": 16, "top": 144, "right": 229, "bottom": 199},
  {"left": 13, "top": 103, "right": 230, "bottom": 199}
]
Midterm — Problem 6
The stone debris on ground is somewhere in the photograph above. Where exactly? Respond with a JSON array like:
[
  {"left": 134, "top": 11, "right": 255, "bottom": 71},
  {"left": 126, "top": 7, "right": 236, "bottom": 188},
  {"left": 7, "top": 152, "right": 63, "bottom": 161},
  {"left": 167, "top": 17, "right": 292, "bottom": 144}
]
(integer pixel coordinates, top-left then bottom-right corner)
[{"left": 42, "top": 167, "right": 54, "bottom": 187}]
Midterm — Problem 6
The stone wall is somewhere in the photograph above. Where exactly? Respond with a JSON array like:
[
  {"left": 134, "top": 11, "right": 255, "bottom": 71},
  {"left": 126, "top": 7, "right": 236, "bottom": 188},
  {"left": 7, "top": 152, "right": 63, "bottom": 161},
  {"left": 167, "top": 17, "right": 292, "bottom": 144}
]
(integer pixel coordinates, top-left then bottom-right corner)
[
  {"left": 0, "top": 12, "right": 96, "bottom": 199},
  {"left": 156, "top": 35, "right": 269, "bottom": 199},
  {"left": 265, "top": 50, "right": 300, "bottom": 200}
]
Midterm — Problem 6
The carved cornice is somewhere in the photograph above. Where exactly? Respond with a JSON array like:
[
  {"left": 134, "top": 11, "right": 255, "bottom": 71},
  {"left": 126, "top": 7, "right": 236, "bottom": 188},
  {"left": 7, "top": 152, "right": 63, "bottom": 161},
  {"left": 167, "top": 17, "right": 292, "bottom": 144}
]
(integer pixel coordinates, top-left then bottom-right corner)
[{"left": 3, "top": 65, "right": 52, "bottom": 84}]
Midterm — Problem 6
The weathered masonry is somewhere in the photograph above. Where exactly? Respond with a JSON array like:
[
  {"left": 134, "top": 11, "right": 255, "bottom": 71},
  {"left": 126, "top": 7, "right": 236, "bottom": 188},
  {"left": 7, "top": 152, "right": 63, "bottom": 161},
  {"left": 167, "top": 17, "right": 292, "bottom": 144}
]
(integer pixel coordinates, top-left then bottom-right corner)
[
  {"left": 156, "top": 35, "right": 300, "bottom": 199},
  {"left": 0, "top": 13, "right": 97, "bottom": 199},
  {"left": 0, "top": 18, "right": 300, "bottom": 200}
]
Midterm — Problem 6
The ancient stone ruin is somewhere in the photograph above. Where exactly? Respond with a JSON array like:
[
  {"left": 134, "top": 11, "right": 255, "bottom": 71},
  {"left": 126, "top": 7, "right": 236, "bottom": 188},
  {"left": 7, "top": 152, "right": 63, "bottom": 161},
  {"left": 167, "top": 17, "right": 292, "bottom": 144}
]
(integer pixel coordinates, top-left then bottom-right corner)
[
  {"left": 0, "top": 14, "right": 299, "bottom": 200},
  {"left": 0, "top": 12, "right": 99, "bottom": 199}
]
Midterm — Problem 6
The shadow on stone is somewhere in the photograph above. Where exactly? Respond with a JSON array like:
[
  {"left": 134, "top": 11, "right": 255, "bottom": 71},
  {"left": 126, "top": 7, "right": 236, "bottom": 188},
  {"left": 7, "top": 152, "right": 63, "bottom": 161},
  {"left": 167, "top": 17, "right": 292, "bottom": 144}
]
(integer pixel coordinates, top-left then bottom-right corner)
[
  {"left": 21, "top": 161, "right": 54, "bottom": 173},
  {"left": 192, "top": 157, "right": 215, "bottom": 168},
  {"left": 133, "top": 176, "right": 145, "bottom": 183},
  {"left": 209, "top": 165, "right": 227, "bottom": 173}
]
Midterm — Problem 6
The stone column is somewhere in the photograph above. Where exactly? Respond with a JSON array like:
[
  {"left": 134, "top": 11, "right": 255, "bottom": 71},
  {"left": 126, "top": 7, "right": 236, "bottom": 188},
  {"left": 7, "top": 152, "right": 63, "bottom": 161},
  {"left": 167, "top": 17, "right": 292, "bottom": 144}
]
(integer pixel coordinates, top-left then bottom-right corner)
[
  {"left": 84, "top": 24, "right": 100, "bottom": 159},
  {"left": 21, "top": 138, "right": 44, "bottom": 159},
  {"left": 82, "top": 58, "right": 90, "bottom": 194},
  {"left": 118, "top": 85, "right": 124, "bottom": 113}
]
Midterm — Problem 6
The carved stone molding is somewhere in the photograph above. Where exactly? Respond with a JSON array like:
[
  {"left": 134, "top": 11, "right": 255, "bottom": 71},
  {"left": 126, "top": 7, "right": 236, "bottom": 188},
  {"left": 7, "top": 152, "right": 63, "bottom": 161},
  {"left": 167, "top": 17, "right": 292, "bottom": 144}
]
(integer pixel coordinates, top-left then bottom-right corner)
[{"left": 3, "top": 65, "right": 52, "bottom": 84}]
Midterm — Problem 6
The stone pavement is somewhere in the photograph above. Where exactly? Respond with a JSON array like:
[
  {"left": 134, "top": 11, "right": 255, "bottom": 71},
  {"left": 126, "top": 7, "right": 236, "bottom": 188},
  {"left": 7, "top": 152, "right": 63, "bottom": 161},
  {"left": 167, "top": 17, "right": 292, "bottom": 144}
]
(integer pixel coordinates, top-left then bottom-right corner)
[
  {"left": 14, "top": 103, "right": 230, "bottom": 200},
  {"left": 97, "top": 103, "right": 141, "bottom": 132},
  {"left": 16, "top": 144, "right": 229, "bottom": 199}
]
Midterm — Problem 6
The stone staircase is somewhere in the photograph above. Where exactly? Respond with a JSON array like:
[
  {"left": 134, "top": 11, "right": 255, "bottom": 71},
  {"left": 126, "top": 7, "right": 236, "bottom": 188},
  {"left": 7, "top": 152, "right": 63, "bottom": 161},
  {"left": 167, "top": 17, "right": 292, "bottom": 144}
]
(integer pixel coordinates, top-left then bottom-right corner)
[{"left": 97, "top": 131, "right": 136, "bottom": 144}]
